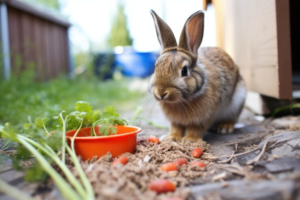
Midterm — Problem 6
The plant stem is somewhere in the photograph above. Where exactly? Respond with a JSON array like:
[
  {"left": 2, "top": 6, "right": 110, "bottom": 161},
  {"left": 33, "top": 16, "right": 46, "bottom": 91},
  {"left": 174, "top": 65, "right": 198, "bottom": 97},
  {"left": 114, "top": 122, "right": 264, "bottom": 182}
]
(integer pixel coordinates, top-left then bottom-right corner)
[
  {"left": 272, "top": 103, "right": 300, "bottom": 117},
  {"left": 66, "top": 145, "right": 94, "bottom": 200},
  {"left": 43, "top": 124, "right": 50, "bottom": 136},
  {"left": 19, "top": 135, "right": 87, "bottom": 199},
  {"left": 130, "top": 106, "right": 143, "bottom": 125},
  {"left": 59, "top": 113, "right": 67, "bottom": 164},
  {"left": 0, "top": 178, "right": 34, "bottom": 200},
  {"left": 15, "top": 134, "right": 81, "bottom": 200},
  {"left": 141, "top": 117, "right": 169, "bottom": 129},
  {"left": 127, "top": 106, "right": 169, "bottom": 129},
  {"left": 91, "top": 119, "right": 101, "bottom": 136},
  {"left": 71, "top": 121, "right": 83, "bottom": 153},
  {"left": 1, "top": 139, "right": 11, "bottom": 151}
]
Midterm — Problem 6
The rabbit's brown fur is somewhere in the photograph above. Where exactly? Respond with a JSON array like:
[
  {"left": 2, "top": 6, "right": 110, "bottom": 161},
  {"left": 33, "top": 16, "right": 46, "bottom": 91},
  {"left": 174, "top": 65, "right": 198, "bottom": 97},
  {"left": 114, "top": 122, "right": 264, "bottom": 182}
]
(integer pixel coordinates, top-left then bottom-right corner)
[{"left": 150, "top": 10, "right": 246, "bottom": 142}]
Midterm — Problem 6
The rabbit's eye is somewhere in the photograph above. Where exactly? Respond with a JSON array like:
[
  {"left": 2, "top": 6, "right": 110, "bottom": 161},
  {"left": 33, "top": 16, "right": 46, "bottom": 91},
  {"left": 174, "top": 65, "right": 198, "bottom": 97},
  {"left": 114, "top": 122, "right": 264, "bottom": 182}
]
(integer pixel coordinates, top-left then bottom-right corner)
[{"left": 181, "top": 66, "right": 188, "bottom": 77}]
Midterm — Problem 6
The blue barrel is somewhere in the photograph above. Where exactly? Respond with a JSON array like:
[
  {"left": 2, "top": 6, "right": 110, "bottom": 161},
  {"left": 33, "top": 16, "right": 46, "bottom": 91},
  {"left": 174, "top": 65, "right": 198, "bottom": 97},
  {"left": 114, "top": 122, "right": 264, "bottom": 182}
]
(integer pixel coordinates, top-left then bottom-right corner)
[{"left": 114, "top": 48, "right": 159, "bottom": 78}]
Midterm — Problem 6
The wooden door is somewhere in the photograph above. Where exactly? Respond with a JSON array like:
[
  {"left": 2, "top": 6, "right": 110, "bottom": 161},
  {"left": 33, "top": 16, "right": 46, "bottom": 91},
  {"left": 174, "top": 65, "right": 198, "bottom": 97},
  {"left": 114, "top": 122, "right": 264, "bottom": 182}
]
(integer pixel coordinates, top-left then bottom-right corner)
[{"left": 204, "top": 0, "right": 293, "bottom": 99}]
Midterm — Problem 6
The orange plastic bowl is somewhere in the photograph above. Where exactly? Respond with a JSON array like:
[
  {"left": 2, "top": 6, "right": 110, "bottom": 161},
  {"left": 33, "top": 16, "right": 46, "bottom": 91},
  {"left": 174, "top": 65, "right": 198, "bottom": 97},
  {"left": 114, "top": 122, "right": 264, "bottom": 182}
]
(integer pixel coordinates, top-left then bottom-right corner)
[{"left": 66, "top": 125, "right": 142, "bottom": 160}]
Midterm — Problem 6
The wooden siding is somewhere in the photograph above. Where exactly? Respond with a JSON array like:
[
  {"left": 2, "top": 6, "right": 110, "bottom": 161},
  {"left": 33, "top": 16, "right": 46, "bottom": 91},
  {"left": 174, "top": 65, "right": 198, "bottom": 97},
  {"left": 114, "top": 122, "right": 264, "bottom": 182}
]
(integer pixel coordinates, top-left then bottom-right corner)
[
  {"left": 210, "top": 0, "right": 292, "bottom": 99},
  {"left": 7, "top": 5, "right": 69, "bottom": 80}
]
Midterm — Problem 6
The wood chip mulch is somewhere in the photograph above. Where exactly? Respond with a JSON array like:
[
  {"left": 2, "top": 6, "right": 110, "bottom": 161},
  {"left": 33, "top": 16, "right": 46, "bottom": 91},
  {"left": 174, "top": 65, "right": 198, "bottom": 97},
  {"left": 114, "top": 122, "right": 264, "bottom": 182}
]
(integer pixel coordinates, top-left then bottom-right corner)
[{"left": 66, "top": 138, "right": 210, "bottom": 200}]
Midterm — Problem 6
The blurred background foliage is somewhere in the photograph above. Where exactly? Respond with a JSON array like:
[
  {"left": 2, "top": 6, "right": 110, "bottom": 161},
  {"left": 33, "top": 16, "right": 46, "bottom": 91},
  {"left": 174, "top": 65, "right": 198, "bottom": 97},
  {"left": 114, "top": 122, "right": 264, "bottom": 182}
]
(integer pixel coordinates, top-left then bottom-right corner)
[
  {"left": 34, "top": 0, "right": 60, "bottom": 10},
  {"left": 0, "top": 69, "right": 143, "bottom": 130},
  {"left": 24, "top": 0, "right": 61, "bottom": 10},
  {"left": 107, "top": 3, "right": 133, "bottom": 47}
]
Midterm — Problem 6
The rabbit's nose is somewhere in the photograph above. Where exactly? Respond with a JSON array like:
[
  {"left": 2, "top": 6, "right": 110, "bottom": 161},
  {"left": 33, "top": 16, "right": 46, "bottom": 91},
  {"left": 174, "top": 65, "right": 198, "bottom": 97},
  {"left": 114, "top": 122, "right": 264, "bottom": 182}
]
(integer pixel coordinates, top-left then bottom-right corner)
[
  {"left": 153, "top": 87, "right": 169, "bottom": 101},
  {"left": 161, "top": 92, "right": 168, "bottom": 99}
]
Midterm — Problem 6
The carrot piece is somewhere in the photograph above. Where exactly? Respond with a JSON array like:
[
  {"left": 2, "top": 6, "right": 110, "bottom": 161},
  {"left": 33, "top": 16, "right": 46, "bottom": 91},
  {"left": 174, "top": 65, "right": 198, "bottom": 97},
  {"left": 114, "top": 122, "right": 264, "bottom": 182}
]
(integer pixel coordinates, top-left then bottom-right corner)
[
  {"left": 164, "top": 197, "right": 184, "bottom": 200},
  {"left": 149, "top": 179, "right": 176, "bottom": 194},
  {"left": 148, "top": 136, "right": 160, "bottom": 143},
  {"left": 173, "top": 158, "right": 188, "bottom": 167},
  {"left": 192, "top": 147, "right": 203, "bottom": 158},
  {"left": 117, "top": 156, "right": 128, "bottom": 165},
  {"left": 189, "top": 161, "right": 206, "bottom": 167},
  {"left": 161, "top": 163, "right": 178, "bottom": 172},
  {"left": 111, "top": 155, "right": 128, "bottom": 166}
]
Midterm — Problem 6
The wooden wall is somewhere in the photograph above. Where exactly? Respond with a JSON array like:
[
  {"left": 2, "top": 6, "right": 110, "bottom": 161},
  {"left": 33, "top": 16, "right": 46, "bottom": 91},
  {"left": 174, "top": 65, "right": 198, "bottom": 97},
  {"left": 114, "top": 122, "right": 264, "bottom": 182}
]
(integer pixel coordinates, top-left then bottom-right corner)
[
  {"left": 209, "top": 0, "right": 293, "bottom": 99},
  {"left": 7, "top": 6, "right": 69, "bottom": 80}
]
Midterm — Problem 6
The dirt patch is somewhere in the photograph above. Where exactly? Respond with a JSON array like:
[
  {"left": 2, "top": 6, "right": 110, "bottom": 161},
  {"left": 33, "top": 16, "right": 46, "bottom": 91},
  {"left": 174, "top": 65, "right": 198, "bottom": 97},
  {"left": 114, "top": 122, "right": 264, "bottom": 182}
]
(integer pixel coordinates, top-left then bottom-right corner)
[
  {"left": 65, "top": 138, "right": 210, "bottom": 200},
  {"left": 286, "top": 124, "right": 300, "bottom": 131}
]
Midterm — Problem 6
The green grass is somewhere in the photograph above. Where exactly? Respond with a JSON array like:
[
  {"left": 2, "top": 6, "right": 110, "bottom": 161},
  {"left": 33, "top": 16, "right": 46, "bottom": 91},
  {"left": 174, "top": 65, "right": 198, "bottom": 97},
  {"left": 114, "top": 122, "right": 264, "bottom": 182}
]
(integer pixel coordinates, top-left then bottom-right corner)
[
  {"left": 0, "top": 70, "right": 144, "bottom": 130},
  {"left": 272, "top": 103, "right": 300, "bottom": 117}
]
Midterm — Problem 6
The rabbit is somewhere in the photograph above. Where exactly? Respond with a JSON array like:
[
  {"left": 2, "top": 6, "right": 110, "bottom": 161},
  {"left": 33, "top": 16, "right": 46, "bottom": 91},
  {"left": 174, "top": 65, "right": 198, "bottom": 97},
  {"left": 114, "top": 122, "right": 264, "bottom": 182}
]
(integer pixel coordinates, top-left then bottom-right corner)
[{"left": 149, "top": 10, "right": 247, "bottom": 143}]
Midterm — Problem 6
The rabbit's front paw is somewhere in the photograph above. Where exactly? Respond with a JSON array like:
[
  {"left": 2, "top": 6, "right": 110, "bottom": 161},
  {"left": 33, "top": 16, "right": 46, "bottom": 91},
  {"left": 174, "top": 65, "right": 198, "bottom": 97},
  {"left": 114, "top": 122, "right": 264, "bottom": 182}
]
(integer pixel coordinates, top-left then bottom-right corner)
[
  {"left": 217, "top": 122, "right": 234, "bottom": 134},
  {"left": 181, "top": 136, "right": 200, "bottom": 143},
  {"left": 162, "top": 134, "right": 182, "bottom": 142}
]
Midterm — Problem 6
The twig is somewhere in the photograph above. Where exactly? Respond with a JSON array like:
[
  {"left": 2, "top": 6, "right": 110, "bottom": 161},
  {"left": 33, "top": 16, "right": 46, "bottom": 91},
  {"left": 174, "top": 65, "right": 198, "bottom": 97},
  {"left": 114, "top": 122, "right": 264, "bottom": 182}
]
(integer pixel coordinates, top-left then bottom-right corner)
[
  {"left": 225, "top": 148, "right": 259, "bottom": 158},
  {"left": 212, "top": 172, "right": 227, "bottom": 181},
  {"left": 246, "top": 139, "right": 270, "bottom": 165},
  {"left": 202, "top": 155, "right": 224, "bottom": 159},
  {"left": 204, "top": 147, "right": 259, "bottom": 161},
  {"left": 215, "top": 164, "right": 246, "bottom": 176},
  {"left": 216, "top": 164, "right": 245, "bottom": 171},
  {"left": 220, "top": 167, "right": 245, "bottom": 176},
  {"left": 217, "top": 151, "right": 235, "bottom": 164},
  {"left": 225, "top": 141, "right": 243, "bottom": 146}
]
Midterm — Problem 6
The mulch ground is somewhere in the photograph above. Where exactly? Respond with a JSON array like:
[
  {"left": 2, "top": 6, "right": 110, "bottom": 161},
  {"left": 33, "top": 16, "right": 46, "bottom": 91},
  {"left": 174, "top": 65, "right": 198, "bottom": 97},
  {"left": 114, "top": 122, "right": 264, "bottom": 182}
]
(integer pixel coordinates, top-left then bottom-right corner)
[
  {"left": 1, "top": 116, "right": 300, "bottom": 200},
  {"left": 64, "top": 139, "right": 209, "bottom": 200},
  {"left": 63, "top": 123, "right": 300, "bottom": 200}
]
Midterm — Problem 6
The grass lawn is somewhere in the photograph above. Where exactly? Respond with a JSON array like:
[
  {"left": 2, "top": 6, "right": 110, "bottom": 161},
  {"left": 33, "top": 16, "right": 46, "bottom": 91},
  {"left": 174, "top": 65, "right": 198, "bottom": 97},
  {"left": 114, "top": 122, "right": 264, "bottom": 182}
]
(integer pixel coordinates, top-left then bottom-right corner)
[{"left": 0, "top": 71, "right": 145, "bottom": 130}]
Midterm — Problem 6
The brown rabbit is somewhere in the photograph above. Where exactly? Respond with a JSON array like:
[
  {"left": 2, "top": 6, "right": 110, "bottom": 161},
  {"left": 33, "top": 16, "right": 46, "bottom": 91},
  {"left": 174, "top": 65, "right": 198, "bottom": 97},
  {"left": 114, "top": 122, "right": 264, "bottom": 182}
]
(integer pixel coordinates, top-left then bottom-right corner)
[{"left": 149, "top": 10, "right": 247, "bottom": 142}]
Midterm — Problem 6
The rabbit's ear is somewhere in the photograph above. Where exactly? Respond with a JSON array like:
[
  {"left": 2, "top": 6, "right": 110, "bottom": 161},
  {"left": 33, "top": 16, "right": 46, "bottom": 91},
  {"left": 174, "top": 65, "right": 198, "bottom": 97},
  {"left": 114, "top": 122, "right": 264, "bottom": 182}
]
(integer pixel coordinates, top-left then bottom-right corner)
[
  {"left": 150, "top": 10, "right": 177, "bottom": 50},
  {"left": 179, "top": 11, "right": 204, "bottom": 55}
]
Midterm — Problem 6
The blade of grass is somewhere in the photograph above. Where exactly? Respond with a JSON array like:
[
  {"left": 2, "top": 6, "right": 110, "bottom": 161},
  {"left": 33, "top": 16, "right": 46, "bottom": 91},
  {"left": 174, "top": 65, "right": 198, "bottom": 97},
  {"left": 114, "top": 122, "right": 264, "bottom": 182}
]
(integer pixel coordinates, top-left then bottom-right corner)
[
  {"left": 0, "top": 127, "right": 82, "bottom": 200},
  {"left": 128, "top": 106, "right": 168, "bottom": 129},
  {"left": 71, "top": 121, "right": 83, "bottom": 153},
  {"left": 18, "top": 135, "right": 87, "bottom": 199},
  {"left": 141, "top": 117, "right": 168, "bottom": 129},
  {"left": 16, "top": 134, "right": 81, "bottom": 200},
  {"left": 0, "top": 178, "right": 34, "bottom": 200},
  {"left": 91, "top": 119, "right": 101, "bottom": 136},
  {"left": 130, "top": 106, "right": 143, "bottom": 125},
  {"left": 66, "top": 145, "right": 94, "bottom": 200},
  {"left": 59, "top": 112, "right": 67, "bottom": 164},
  {"left": 43, "top": 124, "right": 50, "bottom": 136},
  {"left": 272, "top": 103, "right": 300, "bottom": 117},
  {"left": 1, "top": 139, "right": 11, "bottom": 151}
]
